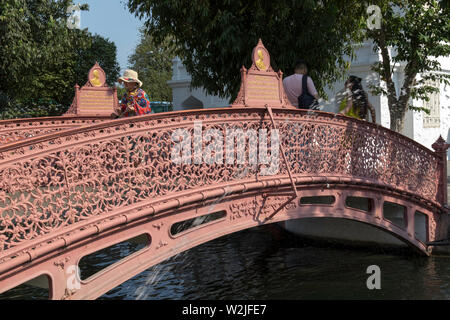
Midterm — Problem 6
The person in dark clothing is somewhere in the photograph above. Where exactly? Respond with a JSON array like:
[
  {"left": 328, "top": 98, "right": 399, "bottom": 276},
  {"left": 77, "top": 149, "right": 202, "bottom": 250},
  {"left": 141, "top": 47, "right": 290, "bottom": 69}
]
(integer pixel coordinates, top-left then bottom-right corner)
[
  {"left": 283, "top": 60, "right": 319, "bottom": 108},
  {"left": 339, "top": 75, "right": 376, "bottom": 123}
]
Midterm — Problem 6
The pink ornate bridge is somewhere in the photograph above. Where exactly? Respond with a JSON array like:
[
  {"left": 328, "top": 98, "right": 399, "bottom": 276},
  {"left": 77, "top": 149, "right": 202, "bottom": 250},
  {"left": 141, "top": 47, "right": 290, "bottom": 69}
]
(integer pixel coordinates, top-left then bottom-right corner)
[
  {"left": 0, "top": 107, "right": 449, "bottom": 299},
  {"left": 0, "top": 116, "right": 110, "bottom": 146},
  {"left": 0, "top": 41, "right": 449, "bottom": 299}
]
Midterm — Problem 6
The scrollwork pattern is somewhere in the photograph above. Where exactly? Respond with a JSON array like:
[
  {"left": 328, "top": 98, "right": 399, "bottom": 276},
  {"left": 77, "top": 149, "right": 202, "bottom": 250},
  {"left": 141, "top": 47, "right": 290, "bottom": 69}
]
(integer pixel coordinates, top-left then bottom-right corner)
[
  {"left": 0, "top": 117, "right": 109, "bottom": 145},
  {"left": 0, "top": 109, "right": 442, "bottom": 252}
]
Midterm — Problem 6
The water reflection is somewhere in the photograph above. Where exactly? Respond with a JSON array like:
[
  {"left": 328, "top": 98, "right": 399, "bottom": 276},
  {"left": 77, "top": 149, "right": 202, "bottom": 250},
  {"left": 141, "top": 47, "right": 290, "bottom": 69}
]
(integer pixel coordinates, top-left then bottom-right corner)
[
  {"left": 1, "top": 224, "right": 449, "bottom": 300},
  {"left": 100, "top": 225, "right": 449, "bottom": 300}
]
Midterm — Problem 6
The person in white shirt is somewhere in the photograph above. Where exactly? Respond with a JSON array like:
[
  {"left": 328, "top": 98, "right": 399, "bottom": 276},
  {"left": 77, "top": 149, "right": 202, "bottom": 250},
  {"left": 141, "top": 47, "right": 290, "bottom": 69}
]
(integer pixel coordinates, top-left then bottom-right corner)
[{"left": 283, "top": 60, "right": 319, "bottom": 108}]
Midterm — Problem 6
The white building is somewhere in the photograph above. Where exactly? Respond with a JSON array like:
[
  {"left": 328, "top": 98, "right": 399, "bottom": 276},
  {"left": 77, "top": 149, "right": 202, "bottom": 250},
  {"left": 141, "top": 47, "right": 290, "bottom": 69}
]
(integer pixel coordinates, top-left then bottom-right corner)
[
  {"left": 167, "top": 42, "right": 450, "bottom": 152},
  {"left": 167, "top": 57, "right": 229, "bottom": 110}
]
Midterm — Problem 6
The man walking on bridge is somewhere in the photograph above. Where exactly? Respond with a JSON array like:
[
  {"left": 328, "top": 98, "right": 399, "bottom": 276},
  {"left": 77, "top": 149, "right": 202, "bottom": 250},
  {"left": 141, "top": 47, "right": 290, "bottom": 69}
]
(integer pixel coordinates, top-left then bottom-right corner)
[{"left": 283, "top": 60, "right": 319, "bottom": 109}]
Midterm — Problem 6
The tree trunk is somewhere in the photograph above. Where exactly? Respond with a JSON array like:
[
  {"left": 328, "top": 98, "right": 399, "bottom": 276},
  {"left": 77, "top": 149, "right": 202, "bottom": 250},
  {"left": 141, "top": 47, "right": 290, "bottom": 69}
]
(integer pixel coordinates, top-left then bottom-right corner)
[
  {"left": 389, "top": 105, "right": 406, "bottom": 132},
  {"left": 390, "top": 62, "right": 417, "bottom": 133},
  {"left": 376, "top": 28, "right": 407, "bottom": 133},
  {"left": 374, "top": 27, "right": 418, "bottom": 134}
]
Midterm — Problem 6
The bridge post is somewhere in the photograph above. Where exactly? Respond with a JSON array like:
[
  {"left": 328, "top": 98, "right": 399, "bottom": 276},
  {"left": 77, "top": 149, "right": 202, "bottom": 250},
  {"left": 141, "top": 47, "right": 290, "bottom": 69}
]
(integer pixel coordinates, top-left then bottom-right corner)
[
  {"left": 372, "top": 195, "right": 383, "bottom": 222},
  {"left": 406, "top": 205, "right": 415, "bottom": 239},
  {"left": 432, "top": 136, "right": 450, "bottom": 205},
  {"left": 432, "top": 136, "right": 450, "bottom": 243}
]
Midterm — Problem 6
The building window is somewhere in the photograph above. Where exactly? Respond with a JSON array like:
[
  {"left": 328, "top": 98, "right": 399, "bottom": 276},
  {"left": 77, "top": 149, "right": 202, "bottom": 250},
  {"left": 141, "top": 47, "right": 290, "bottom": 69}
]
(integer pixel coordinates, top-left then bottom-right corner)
[{"left": 422, "top": 79, "right": 440, "bottom": 128}]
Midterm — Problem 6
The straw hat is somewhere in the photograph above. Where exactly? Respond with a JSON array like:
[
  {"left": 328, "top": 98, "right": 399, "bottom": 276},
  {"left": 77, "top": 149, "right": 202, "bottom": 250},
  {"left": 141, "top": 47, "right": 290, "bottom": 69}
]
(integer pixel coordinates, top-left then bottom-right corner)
[{"left": 118, "top": 69, "right": 143, "bottom": 87}]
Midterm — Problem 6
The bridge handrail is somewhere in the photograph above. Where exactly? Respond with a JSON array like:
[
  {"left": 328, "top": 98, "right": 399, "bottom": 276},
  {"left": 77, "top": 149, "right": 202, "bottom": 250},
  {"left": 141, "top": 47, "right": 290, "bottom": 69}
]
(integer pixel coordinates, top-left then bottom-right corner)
[
  {"left": 0, "top": 108, "right": 440, "bottom": 158},
  {"left": 0, "top": 115, "right": 110, "bottom": 126},
  {"left": 0, "top": 107, "right": 444, "bottom": 256},
  {"left": 0, "top": 115, "right": 112, "bottom": 145}
]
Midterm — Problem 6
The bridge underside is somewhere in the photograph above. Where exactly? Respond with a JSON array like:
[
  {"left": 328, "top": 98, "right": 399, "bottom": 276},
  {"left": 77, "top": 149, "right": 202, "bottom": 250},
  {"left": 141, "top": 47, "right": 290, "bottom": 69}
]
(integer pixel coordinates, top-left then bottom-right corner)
[{"left": 0, "top": 183, "right": 437, "bottom": 299}]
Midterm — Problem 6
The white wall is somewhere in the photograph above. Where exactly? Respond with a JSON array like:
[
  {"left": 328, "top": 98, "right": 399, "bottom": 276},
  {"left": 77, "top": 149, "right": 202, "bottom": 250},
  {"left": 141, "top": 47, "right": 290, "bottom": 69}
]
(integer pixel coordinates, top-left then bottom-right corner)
[
  {"left": 167, "top": 57, "right": 230, "bottom": 110},
  {"left": 407, "top": 80, "right": 450, "bottom": 151}
]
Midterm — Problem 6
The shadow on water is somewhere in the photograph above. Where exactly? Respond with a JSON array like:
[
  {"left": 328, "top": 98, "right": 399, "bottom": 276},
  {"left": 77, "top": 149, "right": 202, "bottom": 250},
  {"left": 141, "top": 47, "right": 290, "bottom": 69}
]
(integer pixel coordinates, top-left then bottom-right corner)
[{"left": 100, "top": 224, "right": 449, "bottom": 300}]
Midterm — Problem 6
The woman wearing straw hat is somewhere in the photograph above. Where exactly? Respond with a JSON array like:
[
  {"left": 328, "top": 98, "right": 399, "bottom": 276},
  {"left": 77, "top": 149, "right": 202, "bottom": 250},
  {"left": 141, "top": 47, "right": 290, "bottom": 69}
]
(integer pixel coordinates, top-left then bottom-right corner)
[{"left": 116, "top": 69, "right": 151, "bottom": 117}]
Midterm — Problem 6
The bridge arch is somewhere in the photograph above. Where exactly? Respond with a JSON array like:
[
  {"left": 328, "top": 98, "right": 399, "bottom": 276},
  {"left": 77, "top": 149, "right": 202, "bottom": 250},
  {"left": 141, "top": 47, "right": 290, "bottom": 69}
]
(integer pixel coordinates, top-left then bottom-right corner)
[
  {"left": 0, "top": 183, "right": 436, "bottom": 299},
  {"left": 0, "top": 107, "right": 447, "bottom": 299}
]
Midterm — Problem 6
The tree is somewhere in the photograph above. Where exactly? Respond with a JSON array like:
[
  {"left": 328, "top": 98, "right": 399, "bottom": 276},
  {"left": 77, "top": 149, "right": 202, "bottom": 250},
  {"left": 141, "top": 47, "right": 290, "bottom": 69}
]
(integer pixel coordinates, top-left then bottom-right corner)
[
  {"left": 127, "top": 0, "right": 369, "bottom": 100},
  {"left": 127, "top": 29, "right": 176, "bottom": 101},
  {"left": 365, "top": 0, "right": 450, "bottom": 132},
  {"left": 0, "top": 0, "right": 89, "bottom": 105},
  {"left": 75, "top": 34, "right": 121, "bottom": 89},
  {"left": 0, "top": 0, "right": 120, "bottom": 117}
]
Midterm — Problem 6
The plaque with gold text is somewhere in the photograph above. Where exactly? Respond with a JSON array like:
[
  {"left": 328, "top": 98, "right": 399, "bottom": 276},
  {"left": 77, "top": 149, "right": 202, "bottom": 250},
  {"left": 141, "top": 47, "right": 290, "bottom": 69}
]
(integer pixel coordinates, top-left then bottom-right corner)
[
  {"left": 65, "top": 62, "right": 119, "bottom": 116},
  {"left": 232, "top": 39, "right": 293, "bottom": 109}
]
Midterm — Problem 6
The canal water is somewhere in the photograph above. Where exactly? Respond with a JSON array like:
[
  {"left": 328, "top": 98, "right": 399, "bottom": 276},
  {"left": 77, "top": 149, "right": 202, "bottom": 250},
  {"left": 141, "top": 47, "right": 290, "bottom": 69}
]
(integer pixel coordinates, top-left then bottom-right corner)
[{"left": 2, "top": 224, "right": 449, "bottom": 300}]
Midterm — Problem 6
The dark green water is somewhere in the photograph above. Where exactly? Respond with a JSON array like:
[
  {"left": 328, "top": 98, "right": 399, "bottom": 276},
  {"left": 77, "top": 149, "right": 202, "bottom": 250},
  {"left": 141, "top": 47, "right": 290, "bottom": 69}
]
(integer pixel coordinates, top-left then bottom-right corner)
[{"left": 2, "top": 224, "right": 449, "bottom": 300}]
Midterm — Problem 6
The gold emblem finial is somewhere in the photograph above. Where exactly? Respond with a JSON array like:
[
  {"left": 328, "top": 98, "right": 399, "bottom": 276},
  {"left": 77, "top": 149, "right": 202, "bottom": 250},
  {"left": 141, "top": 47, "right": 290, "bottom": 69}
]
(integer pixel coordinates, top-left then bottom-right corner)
[
  {"left": 90, "top": 69, "right": 102, "bottom": 87},
  {"left": 255, "top": 49, "right": 267, "bottom": 70}
]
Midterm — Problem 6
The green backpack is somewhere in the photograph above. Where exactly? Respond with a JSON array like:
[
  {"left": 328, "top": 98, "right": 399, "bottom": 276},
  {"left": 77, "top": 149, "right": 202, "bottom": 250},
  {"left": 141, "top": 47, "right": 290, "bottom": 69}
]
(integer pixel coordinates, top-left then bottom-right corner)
[{"left": 339, "top": 96, "right": 360, "bottom": 119}]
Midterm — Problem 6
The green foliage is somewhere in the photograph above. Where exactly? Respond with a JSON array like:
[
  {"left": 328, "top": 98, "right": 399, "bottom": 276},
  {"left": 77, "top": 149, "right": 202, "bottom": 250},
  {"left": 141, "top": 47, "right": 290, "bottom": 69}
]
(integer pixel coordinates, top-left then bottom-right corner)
[
  {"left": 0, "top": 97, "right": 66, "bottom": 120},
  {"left": 365, "top": 0, "right": 450, "bottom": 131},
  {"left": 0, "top": 0, "right": 120, "bottom": 118},
  {"left": 0, "top": 0, "right": 86, "bottom": 105},
  {"left": 75, "top": 34, "right": 121, "bottom": 89},
  {"left": 0, "top": 91, "right": 14, "bottom": 117},
  {"left": 117, "top": 87, "right": 127, "bottom": 101},
  {"left": 127, "top": 29, "right": 176, "bottom": 102},
  {"left": 0, "top": 86, "right": 65, "bottom": 120},
  {"left": 127, "top": 0, "right": 368, "bottom": 101}
]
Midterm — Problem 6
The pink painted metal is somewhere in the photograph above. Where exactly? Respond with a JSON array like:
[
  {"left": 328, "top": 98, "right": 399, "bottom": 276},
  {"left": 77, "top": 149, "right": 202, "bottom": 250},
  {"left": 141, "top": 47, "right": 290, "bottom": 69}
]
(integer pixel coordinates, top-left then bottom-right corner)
[
  {"left": 0, "top": 108, "right": 445, "bottom": 290},
  {"left": 0, "top": 107, "right": 448, "bottom": 298},
  {"left": 0, "top": 116, "right": 112, "bottom": 145},
  {"left": 431, "top": 136, "right": 450, "bottom": 205},
  {"left": 64, "top": 62, "right": 120, "bottom": 117},
  {"left": 232, "top": 39, "right": 293, "bottom": 109},
  {"left": 0, "top": 40, "right": 449, "bottom": 299}
]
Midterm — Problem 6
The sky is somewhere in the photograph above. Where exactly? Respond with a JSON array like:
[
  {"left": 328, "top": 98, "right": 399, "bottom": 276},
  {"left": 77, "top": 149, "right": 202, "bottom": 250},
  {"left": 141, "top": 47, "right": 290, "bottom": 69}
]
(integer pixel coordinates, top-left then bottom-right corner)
[{"left": 75, "top": 0, "right": 144, "bottom": 74}]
